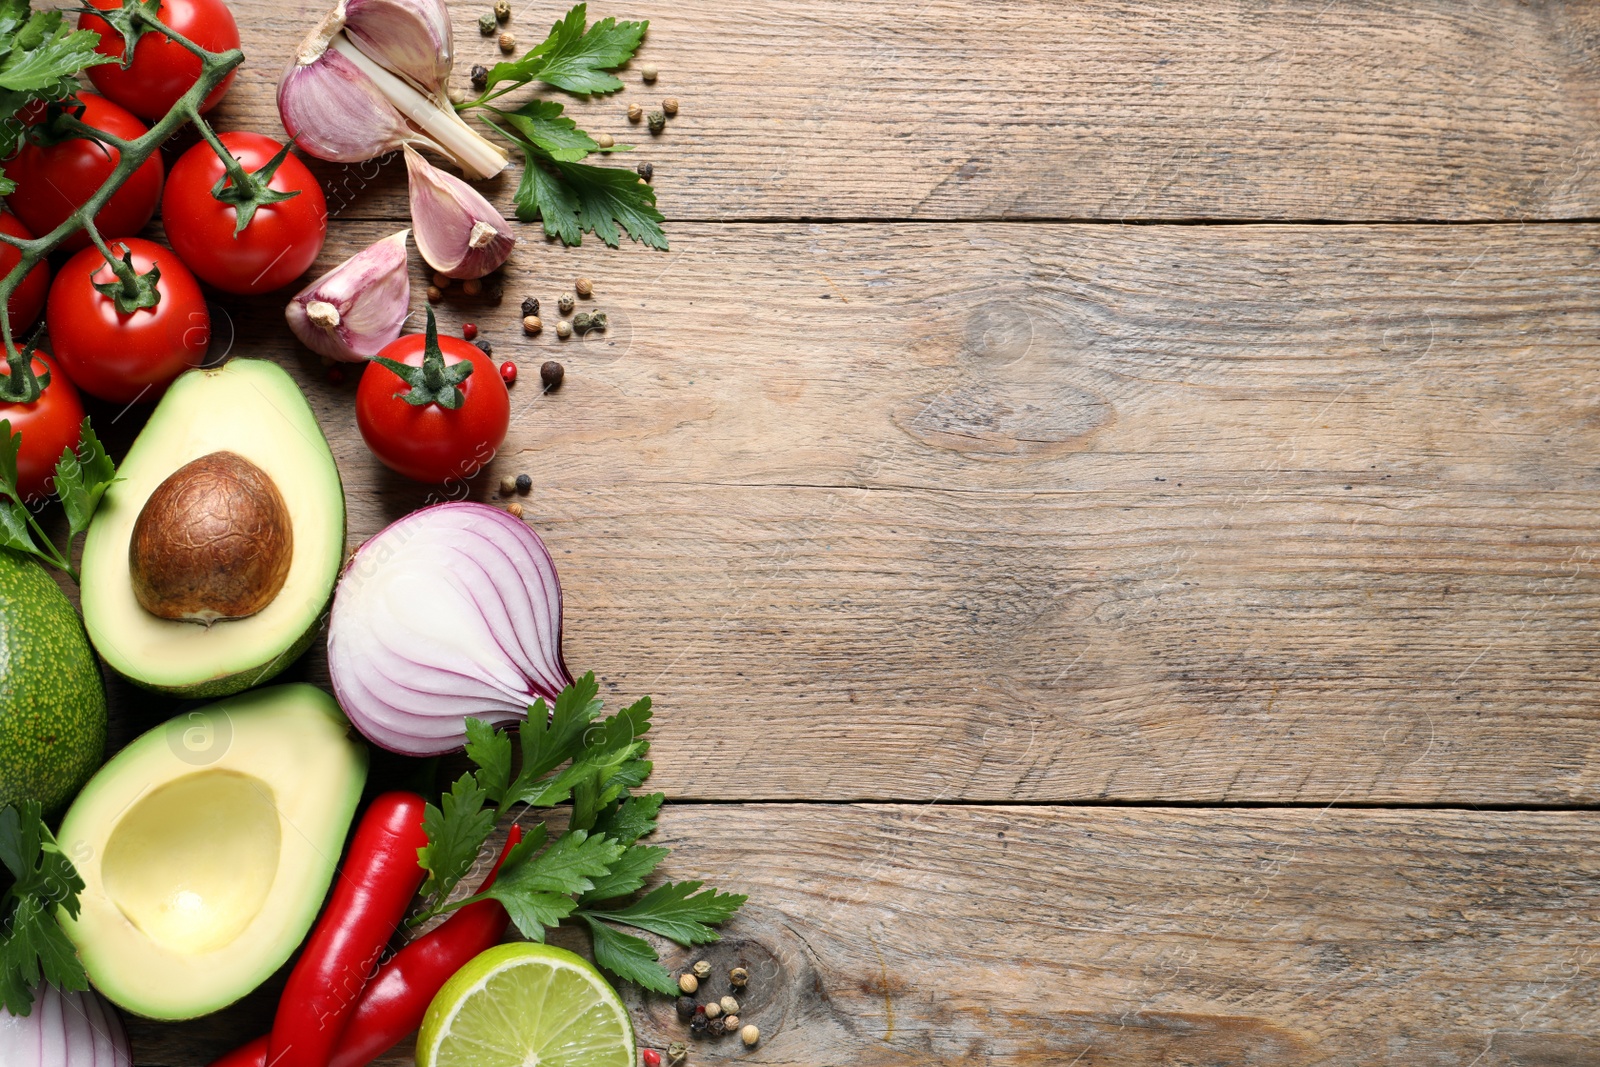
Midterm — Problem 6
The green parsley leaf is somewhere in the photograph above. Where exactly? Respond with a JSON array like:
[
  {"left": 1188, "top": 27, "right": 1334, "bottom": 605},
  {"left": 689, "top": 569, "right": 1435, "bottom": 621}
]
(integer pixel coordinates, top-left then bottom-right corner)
[
  {"left": 495, "top": 100, "right": 600, "bottom": 163},
  {"left": 492, "top": 889, "right": 576, "bottom": 942},
  {"left": 417, "top": 772, "right": 497, "bottom": 906},
  {"left": 54, "top": 418, "right": 114, "bottom": 538},
  {"left": 578, "top": 844, "right": 668, "bottom": 904},
  {"left": 504, "top": 672, "right": 603, "bottom": 804},
  {"left": 0, "top": 801, "right": 88, "bottom": 1015},
  {"left": 588, "top": 880, "right": 747, "bottom": 946},
  {"left": 496, "top": 829, "right": 624, "bottom": 896},
  {"left": 0, "top": 502, "right": 35, "bottom": 556},
  {"left": 0, "top": 6, "right": 113, "bottom": 94},
  {"left": 484, "top": 4, "right": 646, "bottom": 96},
  {"left": 580, "top": 914, "right": 677, "bottom": 994},
  {"left": 592, "top": 791, "right": 664, "bottom": 846},
  {"left": 464, "top": 717, "right": 513, "bottom": 805},
  {"left": 507, "top": 136, "right": 666, "bottom": 250}
]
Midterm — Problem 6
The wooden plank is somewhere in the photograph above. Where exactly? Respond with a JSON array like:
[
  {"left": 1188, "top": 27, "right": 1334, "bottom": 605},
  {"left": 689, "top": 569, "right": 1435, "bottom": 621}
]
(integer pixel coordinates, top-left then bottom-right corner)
[
  {"left": 90, "top": 220, "right": 1600, "bottom": 805},
  {"left": 127, "top": 803, "right": 1600, "bottom": 1066},
  {"left": 206, "top": 0, "right": 1600, "bottom": 223}
]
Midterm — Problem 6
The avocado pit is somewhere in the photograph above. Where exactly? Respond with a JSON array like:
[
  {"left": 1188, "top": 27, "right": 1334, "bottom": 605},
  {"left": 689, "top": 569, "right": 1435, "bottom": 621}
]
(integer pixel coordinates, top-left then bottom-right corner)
[{"left": 130, "top": 451, "right": 294, "bottom": 624}]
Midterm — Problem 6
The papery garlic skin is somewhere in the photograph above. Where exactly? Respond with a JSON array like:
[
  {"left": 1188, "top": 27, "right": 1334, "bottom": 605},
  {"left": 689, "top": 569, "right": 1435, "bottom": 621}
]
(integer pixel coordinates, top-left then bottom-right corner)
[
  {"left": 278, "top": 44, "right": 427, "bottom": 163},
  {"left": 286, "top": 230, "right": 413, "bottom": 361},
  {"left": 405, "top": 146, "right": 515, "bottom": 279},
  {"left": 343, "top": 0, "right": 454, "bottom": 96}
]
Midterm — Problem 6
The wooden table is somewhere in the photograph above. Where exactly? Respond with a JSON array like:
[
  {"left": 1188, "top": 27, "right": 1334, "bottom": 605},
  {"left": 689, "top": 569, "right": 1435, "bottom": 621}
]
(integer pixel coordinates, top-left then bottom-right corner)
[{"left": 103, "top": 0, "right": 1600, "bottom": 1063}]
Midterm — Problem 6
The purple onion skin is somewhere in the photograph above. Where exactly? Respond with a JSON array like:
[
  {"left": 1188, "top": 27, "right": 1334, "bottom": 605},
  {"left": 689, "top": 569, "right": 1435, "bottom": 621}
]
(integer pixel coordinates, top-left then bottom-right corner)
[
  {"left": 0, "top": 985, "right": 132, "bottom": 1067},
  {"left": 328, "top": 502, "right": 575, "bottom": 755}
]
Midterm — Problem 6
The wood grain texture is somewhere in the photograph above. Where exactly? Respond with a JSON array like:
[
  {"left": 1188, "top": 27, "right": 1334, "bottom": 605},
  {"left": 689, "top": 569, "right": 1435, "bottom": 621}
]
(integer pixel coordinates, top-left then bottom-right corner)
[
  {"left": 201, "top": 0, "right": 1600, "bottom": 223},
  {"left": 88, "top": 219, "right": 1600, "bottom": 806},
  {"left": 127, "top": 804, "right": 1600, "bottom": 1067}
]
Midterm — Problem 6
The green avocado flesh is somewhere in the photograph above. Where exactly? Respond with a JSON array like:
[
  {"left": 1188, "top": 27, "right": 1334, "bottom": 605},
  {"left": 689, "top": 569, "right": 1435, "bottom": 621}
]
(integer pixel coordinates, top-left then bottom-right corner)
[
  {"left": 57, "top": 684, "right": 369, "bottom": 1020},
  {"left": 0, "top": 552, "right": 106, "bottom": 811},
  {"left": 80, "top": 360, "right": 345, "bottom": 697}
]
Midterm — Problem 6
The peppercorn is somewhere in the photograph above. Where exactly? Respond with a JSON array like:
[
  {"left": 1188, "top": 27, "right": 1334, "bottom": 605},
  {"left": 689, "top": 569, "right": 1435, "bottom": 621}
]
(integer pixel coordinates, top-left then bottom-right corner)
[
  {"left": 628, "top": 103, "right": 643, "bottom": 123},
  {"left": 706, "top": 1018, "right": 726, "bottom": 1038},
  {"left": 677, "top": 973, "right": 699, "bottom": 996},
  {"left": 462, "top": 323, "right": 478, "bottom": 341},
  {"left": 426, "top": 285, "right": 443, "bottom": 303},
  {"left": 703, "top": 1001, "right": 721, "bottom": 1020},
  {"left": 558, "top": 293, "right": 575, "bottom": 314},
  {"left": 637, "top": 161, "right": 653, "bottom": 182},
  {"left": 522, "top": 315, "right": 542, "bottom": 335},
  {"left": 432, "top": 272, "right": 451, "bottom": 289},
  {"left": 588, "top": 311, "right": 607, "bottom": 332},
  {"left": 494, "top": 0, "right": 510, "bottom": 20},
  {"left": 515, "top": 473, "right": 531, "bottom": 494},
  {"left": 507, "top": 501, "right": 523, "bottom": 518},
  {"left": 573, "top": 312, "right": 593, "bottom": 334},
  {"left": 595, "top": 133, "right": 614, "bottom": 149},
  {"left": 575, "top": 277, "right": 593, "bottom": 298},
  {"left": 499, "top": 474, "right": 516, "bottom": 495},
  {"left": 667, "top": 1043, "right": 688, "bottom": 1067},
  {"left": 463, "top": 278, "right": 483, "bottom": 296},
  {"left": 520, "top": 296, "right": 540, "bottom": 317},
  {"left": 540, "top": 360, "right": 564, "bottom": 390},
  {"left": 478, "top": 12, "right": 495, "bottom": 34},
  {"left": 740, "top": 1024, "right": 759, "bottom": 1047},
  {"left": 470, "top": 64, "right": 489, "bottom": 89},
  {"left": 675, "top": 996, "right": 696, "bottom": 1021},
  {"left": 662, "top": 97, "right": 679, "bottom": 116},
  {"left": 487, "top": 284, "right": 504, "bottom": 305},
  {"left": 555, "top": 320, "right": 572, "bottom": 339},
  {"left": 729, "top": 967, "right": 749, "bottom": 988},
  {"left": 688, "top": 1014, "right": 708, "bottom": 1037},
  {"left": 642, "top": 1050, "right": 661, "bottom": 1067},
  {"left": 498, "top": 31, "right": 516, "bottom": 52},
  {"left": 479, "top": 339, "right": 494, "bottom": 357},
  {"left": 641, "top": 64, "right": 658, "bottom": 83},
  {"left": 499, "top": 360, "right": 517, "bottom": 385},
  {"left": 647, "top": 110, "right": 665, "bottom": 133},
  {"left": 719, "top": 996, "right": 739, "bottom": 1016}
]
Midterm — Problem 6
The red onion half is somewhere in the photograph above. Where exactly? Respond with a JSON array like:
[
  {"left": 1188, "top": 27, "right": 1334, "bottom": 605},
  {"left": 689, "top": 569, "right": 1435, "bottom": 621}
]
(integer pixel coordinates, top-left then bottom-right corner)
[
  {"left": 0, "top": 985, "right": 131, "bottom": 1067},
  {"left": 328, "top": 502, "right": 574, "bottom": 755}
]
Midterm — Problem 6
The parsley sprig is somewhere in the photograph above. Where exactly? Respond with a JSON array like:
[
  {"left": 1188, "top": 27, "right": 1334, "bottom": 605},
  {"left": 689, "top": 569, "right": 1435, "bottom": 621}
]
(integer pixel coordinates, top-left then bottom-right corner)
[
  {"left": 0, "top": 801, "right": 89, "bottom": 1015},
  {"left": 413, "top": 674, "right": 746, "bottom": 994},
  {"left": 454, "top": 4, "right": 667, "bottom": 251},
  {"left": 0, "top": 414, "right": 116, "bottom": 582}
]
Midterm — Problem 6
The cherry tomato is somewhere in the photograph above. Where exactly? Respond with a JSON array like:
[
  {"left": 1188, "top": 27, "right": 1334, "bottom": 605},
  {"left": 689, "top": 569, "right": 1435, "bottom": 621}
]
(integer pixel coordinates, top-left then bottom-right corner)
[
  {"left": 0, "top": 351, "right": 84, "bottom": 501},
  {"left": 47, "top": 238, "right": 209, "bottom": 405},
  {"left": 162, "top": 132, "right": 327, "bottom": 294},
  {"left": 357, "top": 331, "right": 509, "bottom": 484},
  {"left": 79, "top": 0, "right": 240, "bottom": 121},
  {"left": 4, "top": 94, "right": 164, "bottom": 253},
  {"left": 0, "top": 211, "right": 50, "bottom": 332}
]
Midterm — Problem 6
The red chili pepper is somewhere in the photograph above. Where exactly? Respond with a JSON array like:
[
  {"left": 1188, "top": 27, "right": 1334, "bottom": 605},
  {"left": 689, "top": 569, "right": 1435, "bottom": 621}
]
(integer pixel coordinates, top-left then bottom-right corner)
[
  {"left": 208, "top": 826, "right": 523, "bottom": 1067},
  {"left": 266, "top": 792, "right": 430, "bottom": 1067}
]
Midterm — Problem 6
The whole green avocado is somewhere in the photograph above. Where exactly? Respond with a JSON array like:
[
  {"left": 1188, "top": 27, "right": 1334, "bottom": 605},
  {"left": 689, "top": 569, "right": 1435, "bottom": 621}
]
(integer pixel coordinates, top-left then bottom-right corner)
[{"left": 0, "top": 550, "right": 106, "bottom": 811}]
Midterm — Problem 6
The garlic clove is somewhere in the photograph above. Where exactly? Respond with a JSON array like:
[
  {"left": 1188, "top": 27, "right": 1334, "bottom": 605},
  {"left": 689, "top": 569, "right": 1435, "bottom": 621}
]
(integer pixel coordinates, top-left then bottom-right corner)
[
  {"left": 405, "top": 146, "right": 515, "bottom": 280},
  {"left": 279, "top": 29, "right": 438, "bottom": 164},
  {"left": 286, "top": 230, "right": 413, "bottom": 361},
  {"left": 343, "top": 0, "right": 453, "bottom": 97}
]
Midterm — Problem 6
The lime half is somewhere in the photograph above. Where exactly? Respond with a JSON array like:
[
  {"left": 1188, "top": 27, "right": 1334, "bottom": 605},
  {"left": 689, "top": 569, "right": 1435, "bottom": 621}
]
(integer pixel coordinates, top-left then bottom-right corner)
[{"left": 417, "top": 943, "right": 635, "bottom": 1067}]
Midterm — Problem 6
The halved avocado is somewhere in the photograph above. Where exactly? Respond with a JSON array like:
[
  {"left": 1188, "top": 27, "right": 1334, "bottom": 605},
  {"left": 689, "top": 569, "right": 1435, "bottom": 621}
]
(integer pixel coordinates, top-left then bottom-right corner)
[
  {"left": 80, "top": 360, "right": 344, "bottom": 697},
  {"left": 57, "top": 684, "right": 368, "bottom": 1020}
]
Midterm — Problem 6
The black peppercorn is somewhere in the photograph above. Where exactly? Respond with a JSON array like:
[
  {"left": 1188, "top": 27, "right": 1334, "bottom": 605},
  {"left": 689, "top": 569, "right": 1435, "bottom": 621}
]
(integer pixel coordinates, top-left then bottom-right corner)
[
  {"left": 706, "top": 1018, "right": 726, "bottom": 1038},
  {"left": 636, "top": 161, "right": 653, "bottom": 183},
  {"left": 675, "top": 996, "right": 696, "bottom": 1021},
  {"left": 521, "top": 296, "right": 539, "bottom": 317},
  {"left": 515, "top": 473, "right": 531, "bottom": 494},
  {"left": 540, "top": 361, "right": 564, "bottom": 391},
  {"left": 478, "top": 339, "right": 494, "bottom": 358},
  {"left": 470, "top": 64, "right": 489, "bottom": 89},
  {"left": 689, "top": 1013, "right": 708, "bottom": 1037}
]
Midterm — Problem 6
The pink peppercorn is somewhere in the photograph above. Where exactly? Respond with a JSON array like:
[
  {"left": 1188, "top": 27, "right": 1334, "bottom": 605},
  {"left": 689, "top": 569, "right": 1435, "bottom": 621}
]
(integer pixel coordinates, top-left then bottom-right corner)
[
  {"left": 462, "top": 323, "right": 478, "bottom": 341},
  {"left": 642, "top": 1051, "right": 661, "bottom": 1067},
  {"left": 499, "top": 360, "right": 517, "bottom": 386}
]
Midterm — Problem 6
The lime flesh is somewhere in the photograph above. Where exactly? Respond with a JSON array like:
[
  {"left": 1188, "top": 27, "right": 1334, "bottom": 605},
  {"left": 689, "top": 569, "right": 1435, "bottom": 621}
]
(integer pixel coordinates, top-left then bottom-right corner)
[{"left": 417, "top": 942, "right": 635, "bottom": 1067}]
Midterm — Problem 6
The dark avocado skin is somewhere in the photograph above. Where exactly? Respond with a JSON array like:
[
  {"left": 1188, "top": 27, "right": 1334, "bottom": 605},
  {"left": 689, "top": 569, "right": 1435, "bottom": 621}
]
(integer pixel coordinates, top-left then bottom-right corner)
[{"left": 0, "top": 550, "right": 107, "bottom": 811}]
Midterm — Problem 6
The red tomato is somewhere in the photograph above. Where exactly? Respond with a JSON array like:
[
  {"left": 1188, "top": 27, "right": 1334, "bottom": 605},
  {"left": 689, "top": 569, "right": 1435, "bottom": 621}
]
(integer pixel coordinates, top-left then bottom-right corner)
[
  {"left": 162, "top": 132, "right": 327, "bottom": 295},
  {"left": 0, "top": 352, "right": 84, "bottom": 501},
  {"left": 47, "top": 238, "right": 209, "bottom": 405},
  {"left": 4, "top": 94, "right": 163, "bottom": 253},
  {"left": 357, "top": 333, "right": 509, "bottom": 484},
  {"left": 79, "top": 0, "right": 240, "bottom": 121},
  {"left": 0, "top": 212, "right": 50, "bottom": 332}
]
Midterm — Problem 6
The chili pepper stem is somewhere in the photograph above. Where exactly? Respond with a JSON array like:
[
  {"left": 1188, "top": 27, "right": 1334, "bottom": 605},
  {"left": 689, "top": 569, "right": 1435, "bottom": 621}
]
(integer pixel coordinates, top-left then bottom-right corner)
[{"left": 0, "top": 0, "right": 244, "bottom": 349}]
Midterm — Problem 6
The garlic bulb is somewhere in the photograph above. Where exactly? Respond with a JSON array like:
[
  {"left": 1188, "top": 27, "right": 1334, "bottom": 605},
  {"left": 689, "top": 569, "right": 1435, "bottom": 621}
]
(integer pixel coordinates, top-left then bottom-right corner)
[
  {"left": 285, "top": 230, "right": 412, "bottom": 361},
  {"left": 279, "top": 0, "right": 507, "bottom": 179},
  {"left": 405, "top": 146, "right": 514, "bottom": 279}
]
